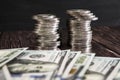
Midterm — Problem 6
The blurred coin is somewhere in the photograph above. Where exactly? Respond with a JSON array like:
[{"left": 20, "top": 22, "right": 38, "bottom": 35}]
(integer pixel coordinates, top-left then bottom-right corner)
[
  {"left": 33, "top": 14, "right": 60, "bottom": 50},
  {"left": 67, "top": 9, "right": 98, "bottom": 52}
]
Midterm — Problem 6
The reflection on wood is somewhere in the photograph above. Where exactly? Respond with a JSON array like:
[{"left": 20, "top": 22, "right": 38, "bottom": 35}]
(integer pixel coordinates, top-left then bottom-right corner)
[
  {"left": 92, "top": 26, "right": 120, "bottom": 57},
  {"left": 92, "top": 40, "right": 120, "bottom": 57}
]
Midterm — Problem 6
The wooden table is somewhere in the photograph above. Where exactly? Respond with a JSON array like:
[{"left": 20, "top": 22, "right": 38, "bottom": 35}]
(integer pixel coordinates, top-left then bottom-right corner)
[{"left": 0, "top": 26, "right": 120, "bottom": 57}]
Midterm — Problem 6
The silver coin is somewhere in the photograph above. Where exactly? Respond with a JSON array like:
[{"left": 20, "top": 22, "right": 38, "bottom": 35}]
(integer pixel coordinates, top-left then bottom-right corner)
[
  {"left": 68, "top": 9, "right": 98, "bottom": 52},
  {"left": 33, "top": 14, "right": 60, "bottom": 50}
]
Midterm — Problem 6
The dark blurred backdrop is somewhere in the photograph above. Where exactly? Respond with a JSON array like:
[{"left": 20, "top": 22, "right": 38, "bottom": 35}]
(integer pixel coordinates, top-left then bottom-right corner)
[{"left": 0, "top": 0, "right": 120, "bottom": 31}]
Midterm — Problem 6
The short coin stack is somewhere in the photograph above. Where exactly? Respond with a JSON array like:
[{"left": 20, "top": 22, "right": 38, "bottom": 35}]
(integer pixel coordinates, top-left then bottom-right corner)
[
  {"left": 33, "top": 14, "right": 60, "bottom": 50},
  {"left": 67, "top": 9, "right": 98, "bottom": 53}
]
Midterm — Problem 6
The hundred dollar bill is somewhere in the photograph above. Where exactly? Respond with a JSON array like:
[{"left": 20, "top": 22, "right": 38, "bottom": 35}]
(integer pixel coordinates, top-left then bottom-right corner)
[
  {"left": 114, "top": 67, "right": 120, "bottom": 80},
  {"left": 7, "top": 59, "right": 58, "bottom": 80},
  {"left": 0, "top": 47, "right": 28, "bottom": 68},
  {"left": 0, "top": 65, "right": 12, "bottom": 80},
  {"left": 62, "top": 51, "right": 81, "bottom": 79},
  {"left": 0, "top": 69, "right": 6, "bottom": 80},
  {"left": 74, "top": 53, "right": 95, "bottom": 79},
  {"left": 11, "top": 71, "right": 54, "bottom": 80},
  {"left": 89, "top": 57, "right": 120, "bottom": 73},
  {"left": 7, "top": 61, "right": 58, "bottom": 73},
  {"left": 17, "top": 50, "right": 62, "bottom": 63},
  {"left": 7, "top": 50, "right": 71, "bottom": 80},
  {"left": 5, "top": 63, "right": 56, "bottom": 80},
  {"left": 54, "top": 50, "right": 70, "bottom": 80},
  {"left": 16, "top": 50, "right": 70, "bottom": 67},
  {"left": 53, "top": 50, "right": 70, "bottom": 65},
  {"left": 88, "top": 57, "right": 120, "bottom": 80},
  {"left": 84, "top": 72, "right": 104, "bottom": 80},
  {"left": 106, "top": 61, "right": 120, "bottom": 80}
]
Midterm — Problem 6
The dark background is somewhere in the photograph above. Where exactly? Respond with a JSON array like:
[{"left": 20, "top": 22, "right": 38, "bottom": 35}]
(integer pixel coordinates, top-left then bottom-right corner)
[{"left": 0, "top": 0, "right": 120, "bottom": 31}]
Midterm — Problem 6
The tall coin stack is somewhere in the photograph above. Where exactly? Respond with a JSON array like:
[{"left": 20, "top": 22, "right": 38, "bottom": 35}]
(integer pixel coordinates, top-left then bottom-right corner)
[
  {"left": 67, "top": 9, "right": 98, "bottom": 53},
  {"left": 33, "top": 14, "right": 60, "bottom": 50}
]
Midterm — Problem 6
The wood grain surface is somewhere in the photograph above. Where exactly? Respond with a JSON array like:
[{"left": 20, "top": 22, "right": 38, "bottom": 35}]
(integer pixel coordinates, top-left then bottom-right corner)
[
  {"left": 0, "top": 26, "right": 120, "bottom": 57},
  {"left": 92, "top": 26, "right": 120, "bottom": 57}
]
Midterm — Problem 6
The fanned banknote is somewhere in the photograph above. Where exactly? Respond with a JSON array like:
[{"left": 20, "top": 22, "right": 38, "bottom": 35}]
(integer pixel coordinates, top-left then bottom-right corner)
[
  {"left": 86, "top": 57, "right": 120, "bottom": 80},
  {"left": 0, "top": 47, "right": 28, "bottom": 68},
  {"left": 2, "top": 49, "right": 120, "bottom": 80},
  {"left": 6, "top": 50, "right": 70, "bottom": 80}
]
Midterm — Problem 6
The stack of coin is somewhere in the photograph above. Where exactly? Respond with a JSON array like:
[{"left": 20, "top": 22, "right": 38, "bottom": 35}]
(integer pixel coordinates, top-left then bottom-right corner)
[
  {"left": 67, "top": 9, "right": 98, "bottom": 53},
  {"left": 33, "top": 14, "right": 60, "bottom": 50}
]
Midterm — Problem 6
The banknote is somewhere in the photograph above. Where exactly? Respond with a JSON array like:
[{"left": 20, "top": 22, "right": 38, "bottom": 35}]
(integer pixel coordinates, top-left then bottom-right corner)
[
  {"left": 7, "top": 59, "right": 58, "bottom": 80},
  {"left": 54, "top": 50, "right": 70, "bottom": 80},
  {"left": 62, "top": 51, "right": 81, "bottom": 79},
  {"left": 4, "top": 64, "right": 55, "bottom": 80},
  {"left": 114, "top": 67, "right": 120, "bottom": 80},
  {"left": 8, "top": 61, "right": 58, "bottom": 73},
  {"left": 11, "top": 71, "right": 54, "bottom": 80},
  {"left": 84, "top": 72, "right": 104, "bottom": 80},
  {"left": 88, "top": 57, "right": 120, "bottom": 80},
  {"left": 0, "top": 69, "right": 6, "bottom": 80},
  {"left": 106, "top": 61, "right": 120, "bottom": 80},
  {"left": 2, "top": 65, "right": 12, "bottom": 80},
  {"left": 74, "top": 53, "right": 95, "bottom": 79},
  {"left": 17, "top": 50, "right": 61, "bottom": 63},
  {"left": 6, "top": 50, "right": 71, "bottom": 80},
  {"left": 1, "top": 65, "right": 12, "bottom": 80},
  {"left": 4, "top": 49, "right": 120, "bottom": 80},
  {"left": 2, "top": 65, "right": 50, "bottom": 80},
  {"left": 0, "top": 47, "right": 28, "bottom": 68}
]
